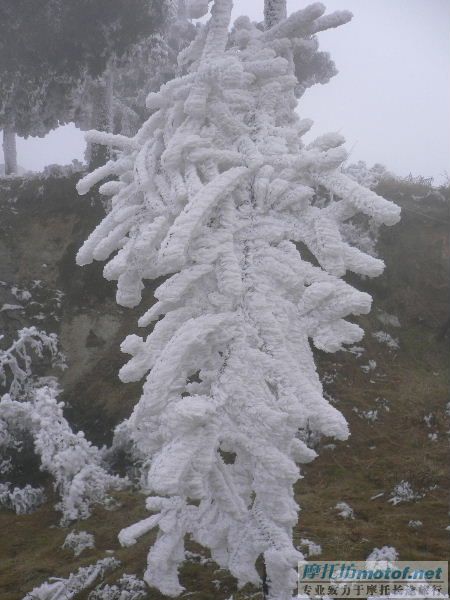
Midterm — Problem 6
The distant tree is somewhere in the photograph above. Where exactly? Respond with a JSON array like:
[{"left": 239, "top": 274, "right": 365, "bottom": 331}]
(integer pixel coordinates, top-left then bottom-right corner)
[
  {"left": 74, "top": 3, "right": 196, "bottom": 142},
  {"left": 0, "top": 0, "right": 168, "bottom": 174},
  {"left": 111, "top": 16, "right": 196, "bottom": 136},
  {"left": 76, "top": 1, "right": 400, "bottom": 598}
]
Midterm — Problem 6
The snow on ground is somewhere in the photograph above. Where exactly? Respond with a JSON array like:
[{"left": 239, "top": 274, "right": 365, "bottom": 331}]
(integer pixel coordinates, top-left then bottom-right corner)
[{"left": 335, "top": 501, "right": 354, "bottom": 519}]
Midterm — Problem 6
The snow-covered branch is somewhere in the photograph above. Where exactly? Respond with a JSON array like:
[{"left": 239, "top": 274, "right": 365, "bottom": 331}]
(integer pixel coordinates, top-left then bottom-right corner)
[
  {"left": 0, "top": 327, "right": 64, "bottom": 399},
  {"left": 0, "top": 383, "right": 127, "bottom": 524},
  {"left": 23, "top": 557, "right": 120, "bottom": 600},
  {"left": 0, "top": 330, "right": 127, "bottom": 523}
]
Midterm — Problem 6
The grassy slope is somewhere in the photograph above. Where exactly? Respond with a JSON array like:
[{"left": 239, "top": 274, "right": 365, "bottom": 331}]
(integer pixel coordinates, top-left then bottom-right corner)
[
  {"left": 0, "top": 175, "right": 448, "bottom": 599},
  {"left": 300, "top": 180, "right": 449, "bottom": 562}
]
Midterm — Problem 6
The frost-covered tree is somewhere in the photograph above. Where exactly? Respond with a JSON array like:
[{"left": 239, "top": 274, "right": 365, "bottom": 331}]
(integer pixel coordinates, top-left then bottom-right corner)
[
  {"left": 73, "top": 1, "right": 189, "bottom": 167},
  {"left": 76, "top": 1, "right": 400, "bottom": 597},
  {"left": 0, "top": 0, "right": 168, "bottom": 174},
  {"left": 74, "top": 1, "right": 195, "bottom": 154},
  {"left": 110, "top": 6, "right": 196, "bottom": 137}
]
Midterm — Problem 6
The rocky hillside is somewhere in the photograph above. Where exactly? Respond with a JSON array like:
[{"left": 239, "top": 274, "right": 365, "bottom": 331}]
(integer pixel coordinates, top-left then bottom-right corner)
[{"left": 0, "top": 172, "right": 448, "bottom": 599}]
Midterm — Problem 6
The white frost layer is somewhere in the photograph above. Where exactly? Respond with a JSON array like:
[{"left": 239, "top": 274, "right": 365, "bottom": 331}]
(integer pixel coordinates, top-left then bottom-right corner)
[{"left": 22, "top": 557, "right": 120, "bottom": 600}]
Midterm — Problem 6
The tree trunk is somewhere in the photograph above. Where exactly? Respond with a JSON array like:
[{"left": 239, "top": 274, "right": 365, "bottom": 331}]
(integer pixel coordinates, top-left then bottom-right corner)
[
  {"left": 264, "top": 0, "right": 287, "bottom": 28},
  {"left": 87, "top": 63, "right": 115, "bottom": 169},
  {"left": 262, "top": 560, "right": 270, "bottom": 599},
  {"left": 2, "top": 125, "right": 17, "bottom": 176},
  {"left": 262, "top": 13, "right": 288, "bottom": 600}
]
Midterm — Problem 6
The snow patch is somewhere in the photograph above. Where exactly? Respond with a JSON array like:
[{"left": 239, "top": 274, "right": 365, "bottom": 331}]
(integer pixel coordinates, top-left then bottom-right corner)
[
  {"left": 372, "top": 330, "right": 399, "bottom": 349},
  {"left": 335, "top": 501, "right": 354, "bottom": 519},
  {"left": 388, "top": 481, "right": 423, "bottom": 505},
  {"left": 367, "top": 546, "right": 399, "bottom": 562},
  {"left": 298, "top": 538, "right": 322, "bottom": 557},
  {"left": 361, "top": 360, "right": 377, "bottom": 373},
  {"left": 376, "top": 310, "right": 401, "bottom": 328}
]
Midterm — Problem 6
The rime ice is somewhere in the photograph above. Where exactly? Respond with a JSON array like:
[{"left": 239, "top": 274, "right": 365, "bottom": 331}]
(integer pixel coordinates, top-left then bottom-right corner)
[{"left": 76, "top": 1, "right": 400, "bottom": 597}]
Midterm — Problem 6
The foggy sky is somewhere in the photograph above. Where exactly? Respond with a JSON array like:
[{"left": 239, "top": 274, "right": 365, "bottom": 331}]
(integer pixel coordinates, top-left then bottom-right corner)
[{"left": 3, "top": 0, "right": 449, "bottom": 182}]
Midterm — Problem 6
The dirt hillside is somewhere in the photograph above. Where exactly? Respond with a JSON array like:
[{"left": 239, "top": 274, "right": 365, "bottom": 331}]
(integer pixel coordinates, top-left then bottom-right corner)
[{"left": 0, "top": 172, "right": 448, "bottom": 599}]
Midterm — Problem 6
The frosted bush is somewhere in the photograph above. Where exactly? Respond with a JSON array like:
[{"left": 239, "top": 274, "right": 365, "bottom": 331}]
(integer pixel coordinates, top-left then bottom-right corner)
[
  {"left": 0, "top": 482, "right": 46, "bottom": 514},
  {"left": 0, "top": 327, "right": 65, "bottom": 400},
  {"left": 0, "top": 384, "right": 127, "bottom": 523},
  {"left": 88, "top": 574, "right": 147, "bottom": 600},
  {"left": 372, "top": 330, "right": 399, "bottom": 349},
  {"left": 367, "top": 546, "right": 399, "bottom": 562},
  {"left": 389, "top": 481, "right": 422, "bottom": 505},
  {"left": 63, "top": 531, "right": 95, "bottom": 556},
  {"left": 0, "top": 326, "right": 127, "bottom": 522},
  {"left": 23, "top": 557, "right": 120, "bottom": 600}
]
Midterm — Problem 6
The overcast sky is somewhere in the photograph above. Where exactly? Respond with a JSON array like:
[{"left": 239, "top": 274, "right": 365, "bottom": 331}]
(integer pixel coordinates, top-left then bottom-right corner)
[{"left": 2, "top": 0, "right": 449, "bottom": 182}]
